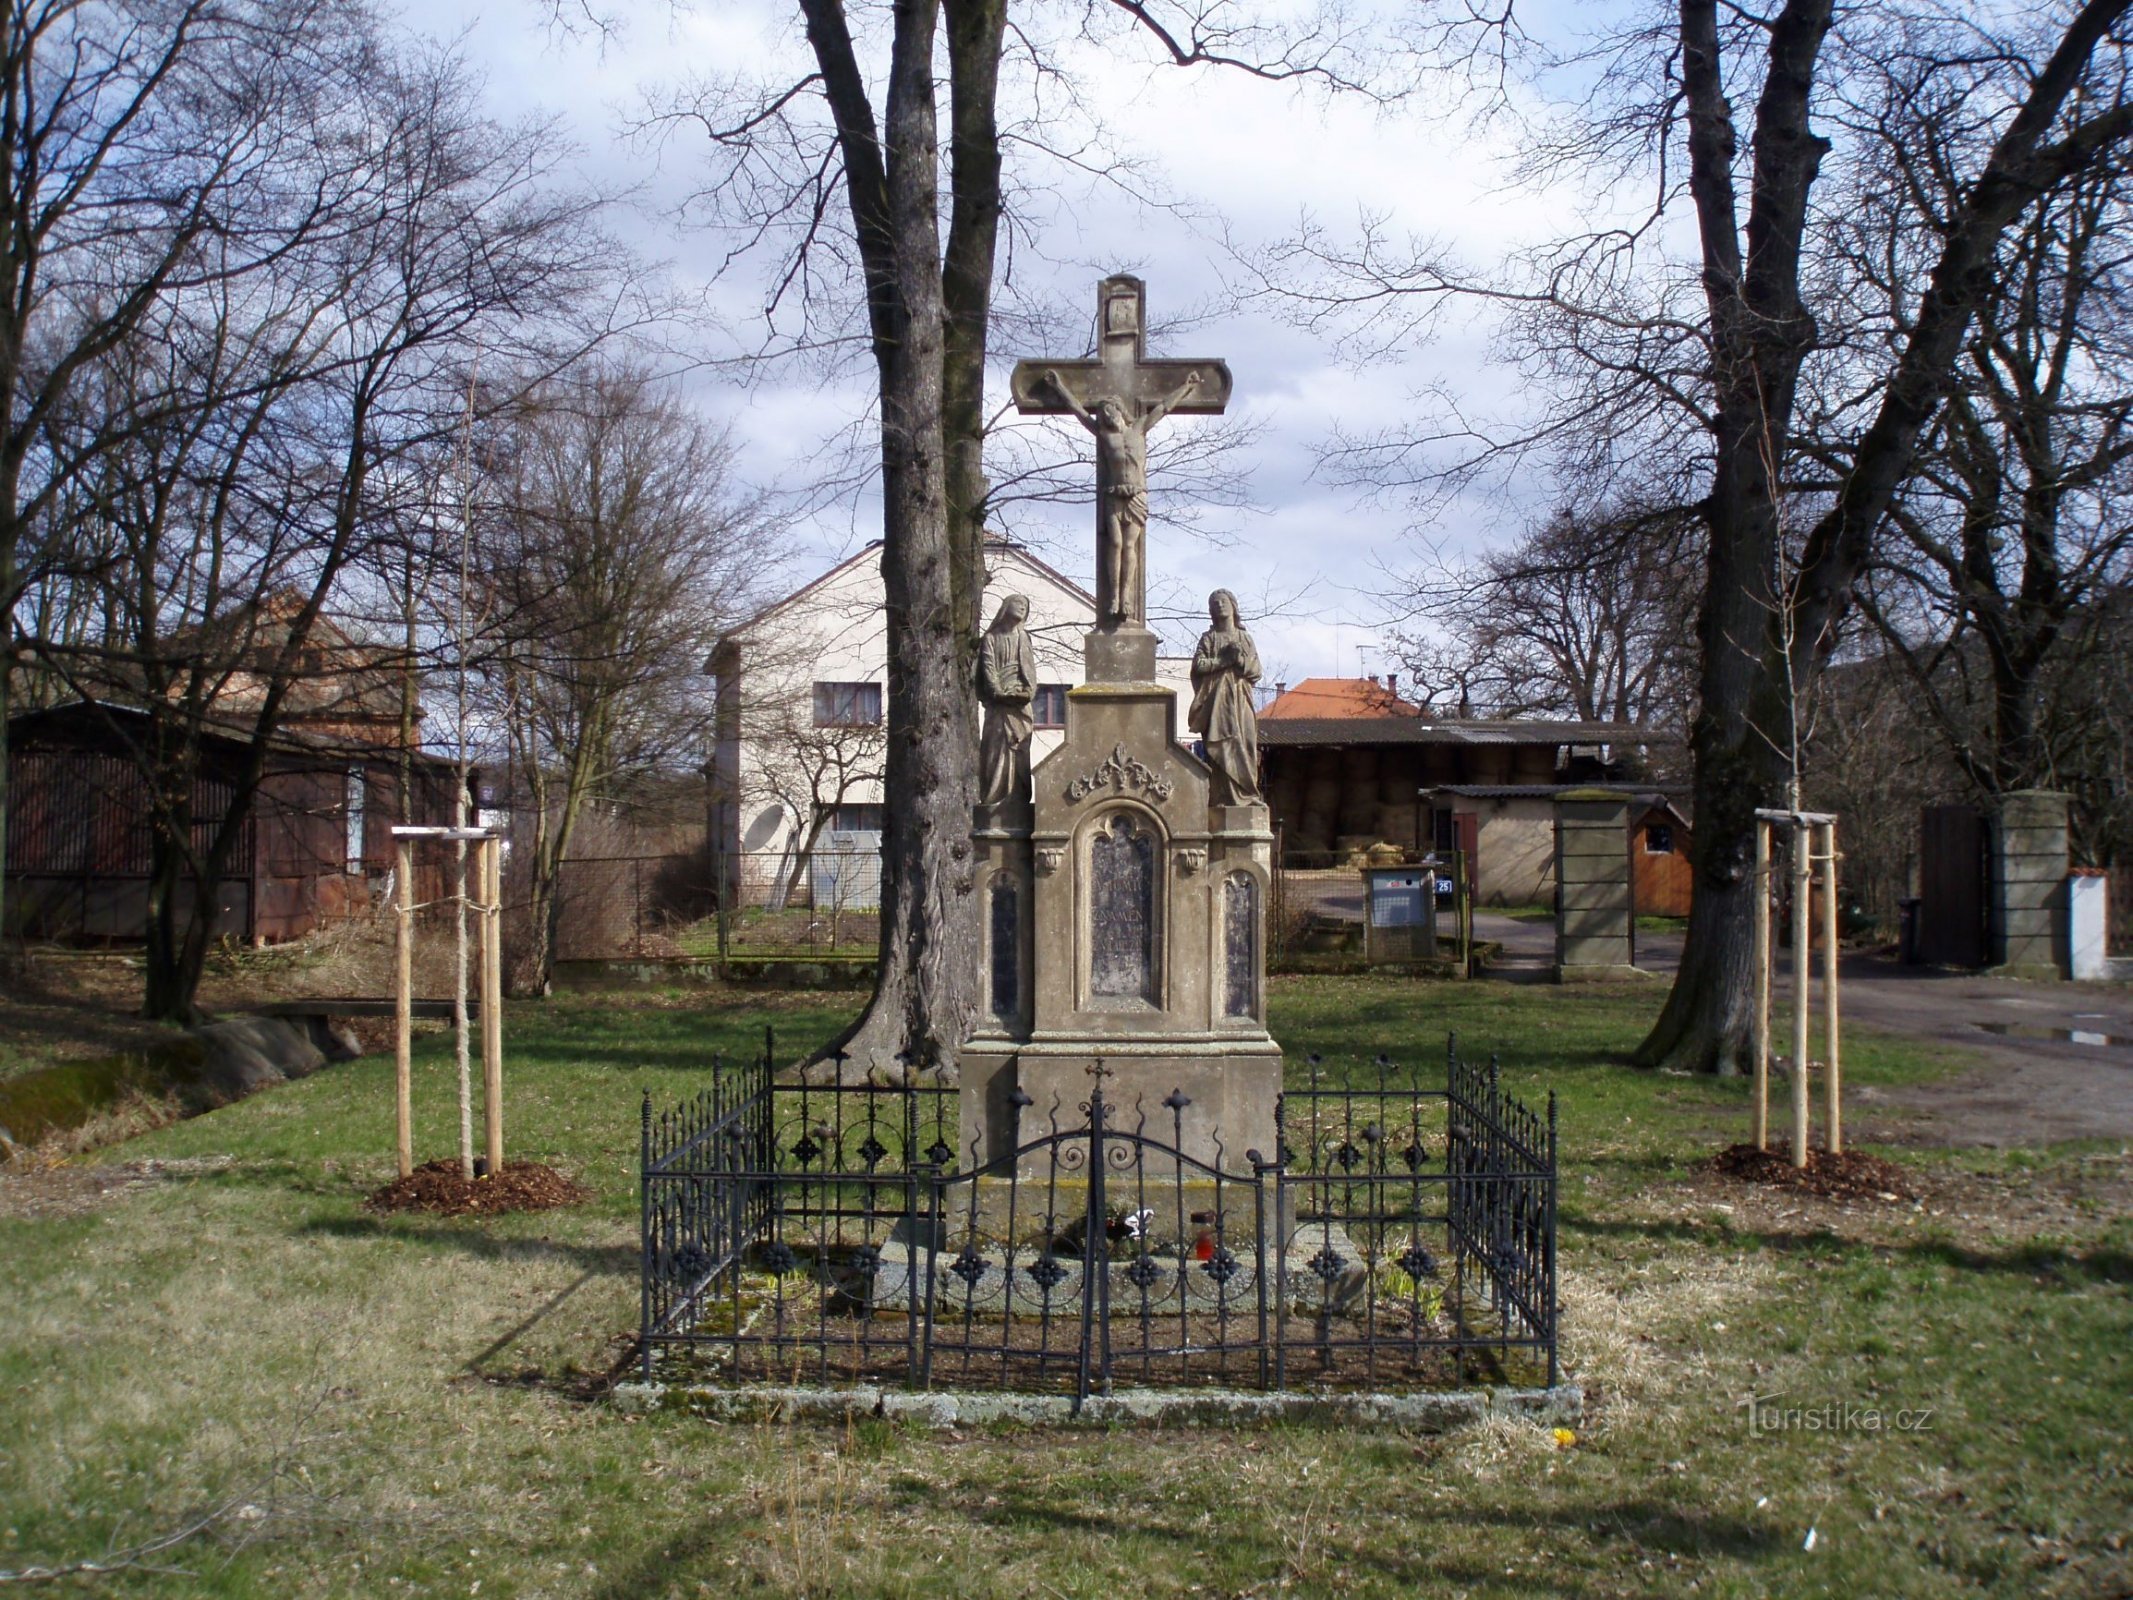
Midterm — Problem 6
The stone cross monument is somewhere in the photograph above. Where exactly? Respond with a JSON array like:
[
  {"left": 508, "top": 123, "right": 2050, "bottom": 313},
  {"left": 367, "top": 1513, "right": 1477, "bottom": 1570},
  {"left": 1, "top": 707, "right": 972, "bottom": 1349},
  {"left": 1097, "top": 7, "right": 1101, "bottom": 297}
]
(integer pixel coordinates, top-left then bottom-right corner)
[
  {"left": 1009, "top": 275, "right": 1233, "bottom": 682},
  {"left": 966, "top": 275, "right": 1279, "bottom": 1177}
]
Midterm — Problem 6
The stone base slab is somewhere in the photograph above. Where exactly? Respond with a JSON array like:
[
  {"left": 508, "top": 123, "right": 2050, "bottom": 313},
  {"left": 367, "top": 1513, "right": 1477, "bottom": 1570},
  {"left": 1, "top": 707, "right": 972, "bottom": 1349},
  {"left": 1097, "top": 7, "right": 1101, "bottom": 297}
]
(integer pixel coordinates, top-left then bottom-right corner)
[
  {"left": 843, "top": 1221, "right": 1359, "bottom": 1316},
  {"left": 614, "top": 1379, "right": 1584, "bottom": 1432},
  {"left": 927, "top": 1175, "right": 1288, "bottom": 1249}
]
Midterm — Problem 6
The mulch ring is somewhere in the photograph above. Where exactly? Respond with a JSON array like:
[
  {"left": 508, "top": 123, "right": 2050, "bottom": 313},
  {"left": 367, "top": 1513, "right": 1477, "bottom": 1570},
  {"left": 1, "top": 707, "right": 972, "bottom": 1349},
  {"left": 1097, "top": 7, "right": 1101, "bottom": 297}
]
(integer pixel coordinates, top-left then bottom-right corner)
[
  {"left": 1704, "top": 1142, "right": 1918, "bottom": 1204},
  {"left": 365, "top": 1159, "right": 587, "bottom": 1217}
]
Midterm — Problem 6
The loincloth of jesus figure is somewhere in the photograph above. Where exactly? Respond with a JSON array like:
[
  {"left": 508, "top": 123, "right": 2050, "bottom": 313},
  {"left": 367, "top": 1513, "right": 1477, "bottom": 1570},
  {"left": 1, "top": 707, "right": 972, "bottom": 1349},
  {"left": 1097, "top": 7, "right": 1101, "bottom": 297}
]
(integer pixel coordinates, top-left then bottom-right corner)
[{"left": 1101, "top": 482, "right": 1149, "bottom": 625}]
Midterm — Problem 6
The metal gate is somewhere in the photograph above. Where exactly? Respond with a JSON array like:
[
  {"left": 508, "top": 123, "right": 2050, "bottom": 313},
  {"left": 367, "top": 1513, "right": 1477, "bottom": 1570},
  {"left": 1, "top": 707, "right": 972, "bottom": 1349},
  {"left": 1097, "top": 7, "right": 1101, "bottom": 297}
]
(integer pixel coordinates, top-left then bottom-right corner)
[
  {"left": 915, "top": 1078, "right": 1278, "bottom": 1396},
  {"left": 1918, "top": 804, "right": 1989, "bottom": 967}
]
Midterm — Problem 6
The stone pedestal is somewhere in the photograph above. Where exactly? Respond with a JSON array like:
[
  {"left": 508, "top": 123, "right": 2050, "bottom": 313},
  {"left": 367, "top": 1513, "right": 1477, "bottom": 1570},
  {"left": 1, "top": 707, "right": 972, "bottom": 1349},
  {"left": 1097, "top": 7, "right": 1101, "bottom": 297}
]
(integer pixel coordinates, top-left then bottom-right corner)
[
  {"left": 1553, "top": 789, "right": 1639, "bottom": 982},
  {"left": 1083, "top": 626, "right": 1159, "bottom": 684},
  {"left": 964, "top": 633, "right": 1281, "bottom": 1175},
  {"left": 1991, "top": 789, "right": 2070, "bottom": 980}
]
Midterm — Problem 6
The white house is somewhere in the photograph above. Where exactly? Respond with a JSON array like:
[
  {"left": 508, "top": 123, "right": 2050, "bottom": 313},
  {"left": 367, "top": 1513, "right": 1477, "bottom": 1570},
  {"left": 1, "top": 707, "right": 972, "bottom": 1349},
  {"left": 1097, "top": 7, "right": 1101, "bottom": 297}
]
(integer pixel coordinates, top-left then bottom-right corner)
[{"left": 708, "top": 539, "right": 1192, "bottom": 908}]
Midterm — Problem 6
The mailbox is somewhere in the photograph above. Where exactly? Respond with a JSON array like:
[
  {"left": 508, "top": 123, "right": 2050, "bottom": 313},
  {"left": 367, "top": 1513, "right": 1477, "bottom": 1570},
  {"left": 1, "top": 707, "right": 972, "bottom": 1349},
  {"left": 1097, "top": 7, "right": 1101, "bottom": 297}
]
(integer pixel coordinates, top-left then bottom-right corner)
[{"left": 1363, "top": 863, "right": 1438, "bottom": 961}]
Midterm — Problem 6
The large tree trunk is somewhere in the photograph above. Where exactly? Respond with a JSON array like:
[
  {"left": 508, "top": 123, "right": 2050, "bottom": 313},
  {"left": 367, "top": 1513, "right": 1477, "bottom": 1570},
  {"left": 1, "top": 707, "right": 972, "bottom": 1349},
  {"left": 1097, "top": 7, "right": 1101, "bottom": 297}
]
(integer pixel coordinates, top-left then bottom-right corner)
[
  {"left": 941, "top": 0, "right": 1006, "bottom": 645},
  {"left": 142, "top": 828, "right": 194, "bottom": 1023},
  {"left": 804, "top": 0, "right": 983, "bottom": 1078},
  {"left": 1634, "top": 0, "right": 1832, "bottom": 1073},
  {"left": 141, "top": 767, "right": 218, "bottom": 1024},
  {"left": 1637, "top": 0, "right": 2133, "bottom": 1070}
]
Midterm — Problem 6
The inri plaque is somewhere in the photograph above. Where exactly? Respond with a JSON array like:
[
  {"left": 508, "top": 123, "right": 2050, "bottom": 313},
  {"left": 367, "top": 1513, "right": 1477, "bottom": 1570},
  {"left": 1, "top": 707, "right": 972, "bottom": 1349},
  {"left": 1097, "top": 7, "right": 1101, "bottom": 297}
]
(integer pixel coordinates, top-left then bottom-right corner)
[{"left": 1089, "top": 813, "right": 1155, "bottom": 1003}]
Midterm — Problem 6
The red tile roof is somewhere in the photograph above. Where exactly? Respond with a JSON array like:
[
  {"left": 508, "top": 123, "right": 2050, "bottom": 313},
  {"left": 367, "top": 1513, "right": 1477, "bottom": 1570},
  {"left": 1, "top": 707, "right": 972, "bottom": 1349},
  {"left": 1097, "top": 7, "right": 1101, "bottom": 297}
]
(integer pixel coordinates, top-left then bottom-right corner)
[{"left": 1259, "top": 677, "right": 1421, "bottom": 720}]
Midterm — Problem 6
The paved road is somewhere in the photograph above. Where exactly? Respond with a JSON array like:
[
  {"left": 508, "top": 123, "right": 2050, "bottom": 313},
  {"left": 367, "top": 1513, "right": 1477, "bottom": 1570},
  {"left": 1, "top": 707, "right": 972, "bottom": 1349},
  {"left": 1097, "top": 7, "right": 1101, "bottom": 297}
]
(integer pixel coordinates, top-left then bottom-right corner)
[
  {"left": 1472, "top": 911, "right": 1685, "bottom": 973},
  {"left": 1468, "top": 910, "right": 2133, "bottom": 1145},
  {"left": 1816, "top": 955, "right": 2133, "bottom": 1146}
]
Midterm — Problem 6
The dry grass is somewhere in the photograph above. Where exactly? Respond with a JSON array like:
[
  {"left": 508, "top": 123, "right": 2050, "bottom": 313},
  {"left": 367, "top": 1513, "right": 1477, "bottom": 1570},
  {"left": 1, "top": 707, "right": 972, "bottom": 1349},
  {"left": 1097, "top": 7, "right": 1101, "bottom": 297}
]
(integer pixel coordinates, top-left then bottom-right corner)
[{"left": 3, "top": 981, "right": 2130, "bottom": 1598}]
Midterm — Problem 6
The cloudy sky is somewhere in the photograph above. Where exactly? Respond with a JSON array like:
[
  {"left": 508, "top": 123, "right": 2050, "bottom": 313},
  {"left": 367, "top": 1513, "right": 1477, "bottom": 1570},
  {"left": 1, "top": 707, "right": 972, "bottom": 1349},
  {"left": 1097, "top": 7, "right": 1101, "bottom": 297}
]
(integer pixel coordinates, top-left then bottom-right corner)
[{"left": 417, "top": 0, "right": 1588, "bottom": 683}]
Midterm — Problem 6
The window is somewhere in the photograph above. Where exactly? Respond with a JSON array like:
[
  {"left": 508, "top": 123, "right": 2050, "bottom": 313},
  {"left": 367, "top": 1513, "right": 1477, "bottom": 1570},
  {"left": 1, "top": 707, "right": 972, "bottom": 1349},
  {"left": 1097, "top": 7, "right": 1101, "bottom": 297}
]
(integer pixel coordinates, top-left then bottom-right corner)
[
  {"left": 1032, "top": 683, "right": 1070, "bottom": 729},
  {"left": 827, "top": 804, "right": 884, "bottom": 834},
  {"left": 812, "top": 680, "right": 882, "bottom": 727},
  {"left": 344, "top": 768, "right": 367, "bottom": 872},
  {"left": 1644, "top": 821, "right": 1674, "bottom": 855}
]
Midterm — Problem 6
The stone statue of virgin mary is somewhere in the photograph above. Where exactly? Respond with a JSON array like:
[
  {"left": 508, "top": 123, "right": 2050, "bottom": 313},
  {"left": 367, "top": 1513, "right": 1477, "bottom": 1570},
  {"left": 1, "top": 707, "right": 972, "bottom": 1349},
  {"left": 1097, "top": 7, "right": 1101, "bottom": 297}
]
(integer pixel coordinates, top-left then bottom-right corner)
[
  {"left": 976, "top": 593, "right": 1037, "bottom": 805},
  {"left": 1188, "top": 588, "right": 1262, "bottom": 807}
]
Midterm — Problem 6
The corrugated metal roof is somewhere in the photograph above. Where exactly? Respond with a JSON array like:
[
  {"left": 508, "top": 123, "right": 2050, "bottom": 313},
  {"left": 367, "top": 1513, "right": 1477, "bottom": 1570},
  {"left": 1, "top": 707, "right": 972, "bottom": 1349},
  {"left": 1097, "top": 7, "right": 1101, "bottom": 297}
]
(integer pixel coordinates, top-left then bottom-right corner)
[
  {"left": 1426, "top": 783, "right": 1691, "bottom": 815},
  {"left": 1258, "top": 716, "right": 1653, "bottom": 747},
  {"left": 10, "top": 700, "right": 459, "bottom": 766}
]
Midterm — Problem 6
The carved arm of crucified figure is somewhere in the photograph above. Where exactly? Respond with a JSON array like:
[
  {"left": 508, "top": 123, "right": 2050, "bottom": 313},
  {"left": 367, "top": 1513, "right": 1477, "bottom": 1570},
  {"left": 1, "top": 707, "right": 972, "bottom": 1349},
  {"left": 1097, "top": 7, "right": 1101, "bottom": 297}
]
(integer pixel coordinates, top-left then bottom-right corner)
[
  {"left": 1042, "top": 368, "right": 1100, "bottom": 434},
  {"left": 1041, "top": 367, "right": 1202, "bottom": 433},
  {"left": 1141, "top": 368, "right": 1203, "bottom": 426}
]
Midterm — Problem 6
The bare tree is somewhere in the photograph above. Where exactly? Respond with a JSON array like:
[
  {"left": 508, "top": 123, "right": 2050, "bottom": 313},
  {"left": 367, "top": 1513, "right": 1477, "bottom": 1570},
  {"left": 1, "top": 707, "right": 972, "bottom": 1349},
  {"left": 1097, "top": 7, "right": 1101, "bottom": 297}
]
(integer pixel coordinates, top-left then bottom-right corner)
[
  {"left": 659, "top": 0, "right": 1378, "bottom": 1075},
  {"left": 0, "top": 0, "right": 385, "bottom": 947},
  {"left": 1253, "top": 1, "right": 2133, "bottom": 1072},
  {"left": 1843, "top": 51, "right": 2133, "bottom": 804},
  {"left": 477, "top": 361, "right": 776, "bottom": 994},
  {"left": 738, "top": 683, "right": 887, "bottom": 912},
  {"left": 26, "top": 24, "right": 618, "bottom": 1019},
  {"left": 1397, "top": 497, "right": 1698, "bottom": 729}
]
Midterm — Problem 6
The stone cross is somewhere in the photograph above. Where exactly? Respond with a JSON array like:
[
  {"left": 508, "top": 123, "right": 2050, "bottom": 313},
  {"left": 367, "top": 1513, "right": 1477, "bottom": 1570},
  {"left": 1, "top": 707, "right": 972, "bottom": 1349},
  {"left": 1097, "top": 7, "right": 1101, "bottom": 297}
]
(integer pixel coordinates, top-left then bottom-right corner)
[{"left": 1010, "top": 275, "right": 1231, "bottom": 629}]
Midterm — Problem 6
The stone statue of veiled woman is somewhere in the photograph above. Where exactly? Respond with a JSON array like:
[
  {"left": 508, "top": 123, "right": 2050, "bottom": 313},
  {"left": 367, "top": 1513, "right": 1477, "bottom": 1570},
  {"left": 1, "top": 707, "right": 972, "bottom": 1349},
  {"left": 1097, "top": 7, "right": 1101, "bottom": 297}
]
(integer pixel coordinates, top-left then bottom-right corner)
[
  {"left": 976, "top": 593, "right": 1038, "bottom": 805},
  {"left": 1188, "top": 588, "right": 1263, "bottom": 807}
]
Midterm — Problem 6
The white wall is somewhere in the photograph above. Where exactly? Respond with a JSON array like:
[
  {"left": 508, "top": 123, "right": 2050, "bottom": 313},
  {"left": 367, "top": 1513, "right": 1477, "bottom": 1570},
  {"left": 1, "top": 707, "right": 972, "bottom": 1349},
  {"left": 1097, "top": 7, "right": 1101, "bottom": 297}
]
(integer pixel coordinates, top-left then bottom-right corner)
[{"left": 718, "top": 541, "right": 1173, "bottom": 904}]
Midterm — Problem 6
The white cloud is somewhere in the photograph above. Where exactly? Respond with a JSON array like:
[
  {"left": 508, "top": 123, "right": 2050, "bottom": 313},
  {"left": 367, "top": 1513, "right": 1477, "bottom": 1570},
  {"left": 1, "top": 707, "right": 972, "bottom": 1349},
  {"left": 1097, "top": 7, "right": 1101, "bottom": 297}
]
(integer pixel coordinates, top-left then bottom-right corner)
[{"left": 413, "top": 0, "right": 1568, "bottom": 667}]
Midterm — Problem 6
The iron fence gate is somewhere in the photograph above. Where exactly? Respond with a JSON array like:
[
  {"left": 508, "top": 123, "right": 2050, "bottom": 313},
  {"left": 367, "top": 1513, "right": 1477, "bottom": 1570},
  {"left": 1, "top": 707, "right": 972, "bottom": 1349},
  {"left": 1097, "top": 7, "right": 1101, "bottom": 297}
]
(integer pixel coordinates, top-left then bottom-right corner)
[{"left": 642, "top": 1035, "right": 1557, "bottom": 1402}]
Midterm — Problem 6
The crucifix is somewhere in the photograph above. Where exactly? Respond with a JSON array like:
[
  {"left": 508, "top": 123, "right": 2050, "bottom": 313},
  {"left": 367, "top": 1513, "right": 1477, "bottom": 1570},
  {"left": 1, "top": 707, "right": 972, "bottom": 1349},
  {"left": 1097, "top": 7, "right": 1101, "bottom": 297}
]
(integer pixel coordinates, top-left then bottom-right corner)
[{"left": 1011, "top": 276, "right": 1232, "bottom": 629}]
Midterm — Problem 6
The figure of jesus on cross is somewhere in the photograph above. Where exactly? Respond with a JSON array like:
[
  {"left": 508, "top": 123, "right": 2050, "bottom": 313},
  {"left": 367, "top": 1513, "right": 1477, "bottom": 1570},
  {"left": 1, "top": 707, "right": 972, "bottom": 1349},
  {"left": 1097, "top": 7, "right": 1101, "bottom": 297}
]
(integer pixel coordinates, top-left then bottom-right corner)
[{"left": 1012, "top": 276, "right": 1231, "bottom": 630}]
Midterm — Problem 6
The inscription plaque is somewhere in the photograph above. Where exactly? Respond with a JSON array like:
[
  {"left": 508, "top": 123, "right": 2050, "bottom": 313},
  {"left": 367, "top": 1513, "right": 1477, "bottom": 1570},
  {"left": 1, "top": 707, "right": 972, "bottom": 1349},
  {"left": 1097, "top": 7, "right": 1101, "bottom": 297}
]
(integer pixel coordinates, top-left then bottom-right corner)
[
  {"left": 1224, "top": 871, "right": 1259, "bottom": 1018},
  {"left": 990, "top": 875, "right": 1019, "bottom": 1017},
  {"left": 1089, "top": 813, "right": 1155, "bottom": 1003}
]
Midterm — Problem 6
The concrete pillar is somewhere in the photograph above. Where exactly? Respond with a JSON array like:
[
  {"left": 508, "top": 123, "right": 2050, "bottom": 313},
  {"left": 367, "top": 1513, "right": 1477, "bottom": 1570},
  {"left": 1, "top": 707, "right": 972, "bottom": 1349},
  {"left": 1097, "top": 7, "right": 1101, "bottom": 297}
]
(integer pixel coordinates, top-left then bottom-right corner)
[
  {"left": 1991, "top": 789, "right": 2070, "bottom": 980},
  {"left": 2069, "top": 869, "right": 2109, "bottom": 981},
  {"left": 1553, "top": 789, "right": 1638, "bottom": 981}
]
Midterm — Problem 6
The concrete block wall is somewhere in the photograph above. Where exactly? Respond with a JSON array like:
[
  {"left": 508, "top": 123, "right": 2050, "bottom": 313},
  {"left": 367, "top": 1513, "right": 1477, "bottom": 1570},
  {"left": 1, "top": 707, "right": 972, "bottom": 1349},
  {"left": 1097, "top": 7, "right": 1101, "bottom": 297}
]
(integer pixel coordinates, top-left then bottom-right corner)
[
  {"left": 1553, "top": 790, "right": 1636, "bottom": 981},
  {"left": 1991, "top": 789, "right": 2070, "bottom": 980}
]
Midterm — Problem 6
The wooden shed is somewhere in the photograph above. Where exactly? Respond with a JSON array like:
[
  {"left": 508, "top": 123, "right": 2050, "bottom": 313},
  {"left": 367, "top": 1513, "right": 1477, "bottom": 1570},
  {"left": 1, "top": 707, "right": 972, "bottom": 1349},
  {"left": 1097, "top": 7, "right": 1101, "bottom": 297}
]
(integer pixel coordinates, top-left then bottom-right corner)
[
  {"left": 5, "top": 703, "right": 461, "bottom": 944},
  {"left": 1631, "top": 797, "right": 1695, "bottom": 918}
]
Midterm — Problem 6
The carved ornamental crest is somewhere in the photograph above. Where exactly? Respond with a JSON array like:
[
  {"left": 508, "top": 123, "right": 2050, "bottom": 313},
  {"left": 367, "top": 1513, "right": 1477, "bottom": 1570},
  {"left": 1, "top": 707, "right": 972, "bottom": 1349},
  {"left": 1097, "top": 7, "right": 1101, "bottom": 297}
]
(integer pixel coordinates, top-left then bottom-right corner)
[{"left": 1064, "top": 741, "right": 1174, "bottom": 804}]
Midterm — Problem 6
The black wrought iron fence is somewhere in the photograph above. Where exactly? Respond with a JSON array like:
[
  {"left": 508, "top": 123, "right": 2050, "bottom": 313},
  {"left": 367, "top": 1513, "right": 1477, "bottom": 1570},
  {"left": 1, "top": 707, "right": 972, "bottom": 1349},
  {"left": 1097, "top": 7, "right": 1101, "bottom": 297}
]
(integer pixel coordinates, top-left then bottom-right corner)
[{"left": 640, "top": 1033, "right": 1557, "bottom": 1402}]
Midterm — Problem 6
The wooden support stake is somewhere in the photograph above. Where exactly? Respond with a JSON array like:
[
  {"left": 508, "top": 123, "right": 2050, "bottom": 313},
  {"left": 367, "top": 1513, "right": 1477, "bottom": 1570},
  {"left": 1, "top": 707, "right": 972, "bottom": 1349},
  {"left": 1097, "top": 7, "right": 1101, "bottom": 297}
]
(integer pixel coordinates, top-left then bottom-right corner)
[
  {"left": 479, "top": 835, "right": 504, "bottom": 1176},
  {"left": 394, "top": 837, "right": 414, "bottom": 1180},
  {"left": 1790, "top": 818, "right": 1812, "bottom": 1169},
  {"left": 1752, "top": 818, "right": 1771, "bottom": 1151},
  {"left": 1820, "top": 820, "right": 1842, "bottom": 1156}
]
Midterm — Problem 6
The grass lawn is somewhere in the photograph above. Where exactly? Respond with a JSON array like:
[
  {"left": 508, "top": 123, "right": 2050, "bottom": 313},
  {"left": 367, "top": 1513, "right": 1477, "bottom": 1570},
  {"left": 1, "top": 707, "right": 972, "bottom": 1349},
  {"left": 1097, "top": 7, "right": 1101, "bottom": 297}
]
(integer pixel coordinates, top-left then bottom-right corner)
[{"left": 2, "top": 974, "right": 2128, "bottom": 1598}]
